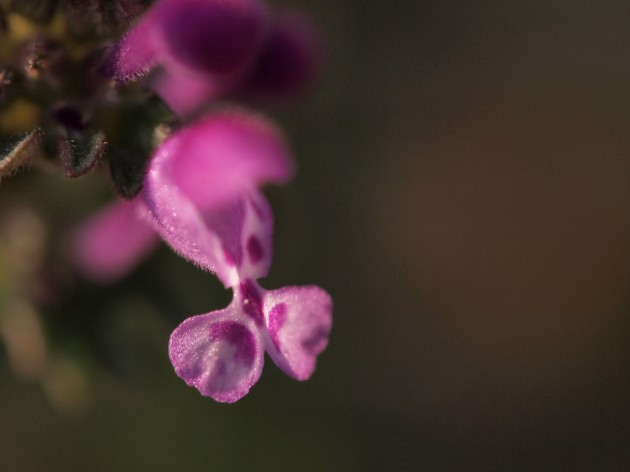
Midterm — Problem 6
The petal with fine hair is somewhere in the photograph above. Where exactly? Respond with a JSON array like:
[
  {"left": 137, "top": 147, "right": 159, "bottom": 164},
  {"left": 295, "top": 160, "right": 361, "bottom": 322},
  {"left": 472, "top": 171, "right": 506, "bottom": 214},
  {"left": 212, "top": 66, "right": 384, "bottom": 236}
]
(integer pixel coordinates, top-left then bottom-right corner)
[
  {"left": 114, "top": 2, "right": 162, "bottom": 82},
  {"left": 169, "top": 306, "right": 264, "bottom": 403},
  {"left": 142, "top": 111, "right": 292, "bottom": 285},
  {"left": 115, "top": 0, "right": 268, "bottom": 86},
  {"left": 263, "top": 285, "right": 332, "bottom": 380}
]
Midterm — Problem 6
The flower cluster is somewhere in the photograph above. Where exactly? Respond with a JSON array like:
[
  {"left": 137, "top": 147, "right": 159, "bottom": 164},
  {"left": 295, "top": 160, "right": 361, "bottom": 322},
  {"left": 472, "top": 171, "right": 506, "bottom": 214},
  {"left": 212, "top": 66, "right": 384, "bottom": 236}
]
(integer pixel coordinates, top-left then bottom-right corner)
[{"left": 0, "top": 0, "right": 331, "bottom": 403}]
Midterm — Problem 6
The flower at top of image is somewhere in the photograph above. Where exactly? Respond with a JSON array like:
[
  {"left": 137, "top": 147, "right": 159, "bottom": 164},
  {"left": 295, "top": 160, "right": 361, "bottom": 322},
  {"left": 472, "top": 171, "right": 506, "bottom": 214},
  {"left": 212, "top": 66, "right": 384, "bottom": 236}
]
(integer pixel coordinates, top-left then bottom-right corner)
[
  {"left": 0, "top": 0, "right": 331, "bottom": 404},
  {"left": 116, "top": 0, "right": 322, "bottom": 116}
]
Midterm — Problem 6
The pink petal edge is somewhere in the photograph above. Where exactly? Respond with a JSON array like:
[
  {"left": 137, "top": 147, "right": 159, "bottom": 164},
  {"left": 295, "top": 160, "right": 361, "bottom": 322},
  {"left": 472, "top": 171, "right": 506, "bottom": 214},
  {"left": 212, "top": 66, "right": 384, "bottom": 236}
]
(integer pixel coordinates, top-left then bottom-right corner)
[
  {"left": 142, "top": 111, "right": 293, "bottom": 285},
  {"left": 169, "top": 305, "right": 265, "bottom": 403},
  {"left": 263, "top": 285, "right": 332, "bottom": 380},
  {"left": 114, "top": 3, "right": 162, "bottom": 82}
]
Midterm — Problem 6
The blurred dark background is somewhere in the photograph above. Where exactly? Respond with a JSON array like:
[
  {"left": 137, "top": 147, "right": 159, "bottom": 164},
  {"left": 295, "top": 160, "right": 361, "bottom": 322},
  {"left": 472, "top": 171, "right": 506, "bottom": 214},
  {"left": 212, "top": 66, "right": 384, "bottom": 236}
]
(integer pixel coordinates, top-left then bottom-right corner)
[{"left": 2, "top": 0, "right": 630, "bottom": 470}]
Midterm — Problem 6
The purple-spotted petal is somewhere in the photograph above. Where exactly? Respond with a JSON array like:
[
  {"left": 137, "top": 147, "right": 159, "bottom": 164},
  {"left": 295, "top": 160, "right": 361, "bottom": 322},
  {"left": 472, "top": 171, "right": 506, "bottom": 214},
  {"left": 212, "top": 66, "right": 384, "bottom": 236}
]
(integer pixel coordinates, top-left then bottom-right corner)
[
  {"left": 263, "top": 285, "right": 332, "bottom": 380},
  {"left": 143, "top": 161, "right": 236, "bottom": 285},
  {"left": 71, "top": 199, "right": 159, "bottom": 282},
  {"left": 194, "top": 191, "right": 274, "bottom": 283},
  {"left": 143, "top": 111, "right": 292, "bottom": 285},
  {"left": 238, "top": 191, "right": 274, "bottom": 280},
  {"left": 169, "top": 305, "right": 264, "bottom": 403}
]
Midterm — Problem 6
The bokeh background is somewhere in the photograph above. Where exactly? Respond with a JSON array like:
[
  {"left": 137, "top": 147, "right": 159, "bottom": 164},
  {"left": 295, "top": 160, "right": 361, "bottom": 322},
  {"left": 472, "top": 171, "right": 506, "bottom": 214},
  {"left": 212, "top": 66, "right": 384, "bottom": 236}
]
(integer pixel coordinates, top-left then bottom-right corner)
[{"left": 2, "top": 0, "right": 630, "bottom": 470}]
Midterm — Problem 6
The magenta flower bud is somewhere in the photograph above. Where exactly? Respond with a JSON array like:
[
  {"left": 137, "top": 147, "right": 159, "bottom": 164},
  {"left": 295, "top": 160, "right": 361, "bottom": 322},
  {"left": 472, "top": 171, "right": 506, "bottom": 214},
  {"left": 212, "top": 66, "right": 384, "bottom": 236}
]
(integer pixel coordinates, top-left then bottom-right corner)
[
  {"left": 159, "top": 0, "right": 267, "bottom": 77},
  {"left": 71, "top": 198, "right": 159, "bottom": 283},
  {"left": 115, "top": 0, "right": 268, "bottom": 83},
  {"left": 237, "top": 11, "right": 323, "bottom": 99}
]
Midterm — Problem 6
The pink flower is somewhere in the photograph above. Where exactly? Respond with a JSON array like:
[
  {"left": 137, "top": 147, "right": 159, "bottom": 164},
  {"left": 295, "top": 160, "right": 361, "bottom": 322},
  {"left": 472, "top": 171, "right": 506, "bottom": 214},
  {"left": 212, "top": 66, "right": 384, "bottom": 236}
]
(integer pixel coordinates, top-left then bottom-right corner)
[
  {"left": 72, "top": 109, "right": 332, "bottom": 402},
  {"left": 72, "top": 0, "right": 332, "bottom": 401},
  {"left": 114, "top": 0, "right": 322, "bottom": 116},
  {"left": 72, "top": 108, "right": 291, "bottom": 282},
  {"left": 115, "top": 0, "right": 268, "bottom": 84},
  {"left": 143, "top": 111, "right": 331, "bottom": 402},
  {"left": 142, "top": 110, "right": 293, "bottom": 282},
  {"left": 169, "top": 278, "right": 332, "bottom": 402}
]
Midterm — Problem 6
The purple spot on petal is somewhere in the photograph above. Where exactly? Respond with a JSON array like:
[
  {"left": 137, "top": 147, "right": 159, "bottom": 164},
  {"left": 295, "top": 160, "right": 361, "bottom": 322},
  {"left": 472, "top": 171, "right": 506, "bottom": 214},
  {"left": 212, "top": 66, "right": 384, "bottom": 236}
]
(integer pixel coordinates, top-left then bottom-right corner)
[
  {"left": 268, "top": 303, "right": 287, "bottom": 349},
  {"left": 208, "top": 321, "right": 256, "bottom": 366},
  {"left": 301, "top": 325, "right": 330, "bottom": 355},
  {"left": 239, "top": 279, "right": 264, "bottom": 325},
  {"left": 246, "top": 235, "right": 264, "bottom": 264}
]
